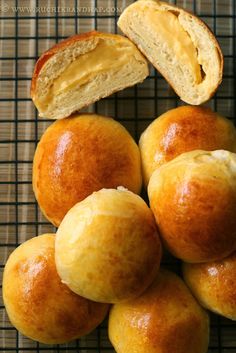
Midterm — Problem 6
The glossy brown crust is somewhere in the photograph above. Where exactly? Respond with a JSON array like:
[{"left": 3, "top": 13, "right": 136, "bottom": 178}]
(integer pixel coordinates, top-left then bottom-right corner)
[
  {"left": 55, "top": 189, "right": 162, "bottom": 303},
  {"left": 156, "top": 107, "right": 236, "bottom": 161},
  {"left": 139, "top": 106, "right": 236, "bottom": 185},
  {"left": 148, "top": 150, "right": 236, "bottom": 263},
  {"left": 183, "top": 252, "right": 236, "bottom": 320},
  {"left": 155, "top": 177, "right": 236, "bottom": 261},
  {"left": 109, "top": 269, "right": 209, "bottom": 353},
  {"left": 33, "top": 114, "right": 142, "bottom": 226},
  {"left": 3, "top": 234, "right": 109, "bottom": 344},
  {"left": 31, "top": 31, "right": 120, "bottom": 98}
]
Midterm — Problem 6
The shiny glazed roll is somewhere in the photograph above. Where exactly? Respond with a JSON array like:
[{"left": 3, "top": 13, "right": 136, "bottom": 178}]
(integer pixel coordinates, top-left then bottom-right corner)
[
  {"left": 183, "top": 251, "right": 236, "bottom": 320},
  {"left": 2, "top": 234, "right": 109, "bottom": 344},
  {"left": 139, "top": 106, "right": 236, "bottom": 186},
  {"left": 148, "top": 150, "right": 236, "bottom": 263},
  {"left": 55, "top": 188, "right": 162, "bottom": 303},
  {"left": 109, "top": 269, "right": 209, "bottom": 353},
  {"left": 33, "top": 114, "right": 142, "bottom": 226}
]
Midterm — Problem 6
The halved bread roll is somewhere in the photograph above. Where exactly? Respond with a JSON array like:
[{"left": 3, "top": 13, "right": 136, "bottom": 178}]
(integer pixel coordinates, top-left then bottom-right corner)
[
  {"left": 31, "top": 31, "right": 149, "bottom": 119},
  {"left": 118, "top": 0, "right": 223, "bottom": 105}
]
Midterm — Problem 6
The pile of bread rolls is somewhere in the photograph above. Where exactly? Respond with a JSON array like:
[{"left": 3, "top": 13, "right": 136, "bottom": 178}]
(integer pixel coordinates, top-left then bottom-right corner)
[{"left": 2, "top": 1, "right": 236, "bottom": 352}]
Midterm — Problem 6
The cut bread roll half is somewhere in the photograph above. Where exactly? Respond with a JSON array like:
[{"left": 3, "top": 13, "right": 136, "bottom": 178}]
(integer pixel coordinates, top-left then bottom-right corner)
[
  {"left": 31, "top": 31, "right": 149, "bottom": 119},
  {"left": 118, "top": 0, "right": 223, "bottom": 105}
]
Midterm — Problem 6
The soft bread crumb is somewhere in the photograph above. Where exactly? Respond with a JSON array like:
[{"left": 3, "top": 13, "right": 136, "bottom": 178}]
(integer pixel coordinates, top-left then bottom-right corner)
[
  {"left": 31, "top": 32, "right": 149, "bottom": 120},
  {"left": 118, "top": 0, "right": 223, "bottom": 105}
]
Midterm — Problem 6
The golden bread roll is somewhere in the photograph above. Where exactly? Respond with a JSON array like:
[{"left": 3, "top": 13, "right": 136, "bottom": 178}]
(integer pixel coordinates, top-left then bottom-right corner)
[
  {"left": 31, "top": 31, "right": 148, "bottom": 119},
  {"left": 2, "top": 234, "right": 109, "bottom": 344},
  {"left": 55, "top": 188, "right": 162, "bottom": 303},
  {"left": 139, "top": 106, "right": 236, "bottom": 186},
  {"left": 183, "top": 252, "right": 236, "bottom": 320},
  {"left": 33, "top": 114, "right": 142, "bottom": 227},
  {"left": 148, "top": 150, "right": 236, "bottom": 263},
  {"left": 118, "top": 0, "right": 223, "bottom": 105},
  {"left": 109, "top": 268, "right": 209, "bottom": 353}
]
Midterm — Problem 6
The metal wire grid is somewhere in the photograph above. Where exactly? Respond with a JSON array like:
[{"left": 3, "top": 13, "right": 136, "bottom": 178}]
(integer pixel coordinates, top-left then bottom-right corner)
[{"left": 0, "top": 0, "right": 236, "bottom": 352}]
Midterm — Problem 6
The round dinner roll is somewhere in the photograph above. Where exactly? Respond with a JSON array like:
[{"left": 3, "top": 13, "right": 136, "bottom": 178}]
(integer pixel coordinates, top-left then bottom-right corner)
[
  {"left": 183, "top": 251, "right": 236, "bottom": 320},
  {"left": 148, "top": 150, "right": 236, "bottom": 263},
  {"left": 109, "top": 269, "right": 209, "bottom": 353},
  {"left": 139, "top": 106, "right": 236, "bottom": 186},
  {"left": 3, "top": 234, "right": 109, "bottom": 344},
  {"left": 55, "top": 188, "right": 162, "bottom": 303},
  {"left": 33, "top": 113, "right": 142, "bottom": 227}
]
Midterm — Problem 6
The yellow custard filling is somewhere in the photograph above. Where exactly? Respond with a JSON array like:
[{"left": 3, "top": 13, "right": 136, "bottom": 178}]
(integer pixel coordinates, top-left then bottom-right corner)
[
  {"left": 37, "top": 38, "right": 138, "bottom": 111},
  {"left": 144, "top": 8, "right": 202, "bottom": 83}
]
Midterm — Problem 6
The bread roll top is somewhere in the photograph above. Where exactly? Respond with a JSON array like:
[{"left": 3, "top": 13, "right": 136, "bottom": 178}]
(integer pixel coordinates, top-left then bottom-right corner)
[{"left": 148, "top": 150, "right": 236, "bottom": 262}]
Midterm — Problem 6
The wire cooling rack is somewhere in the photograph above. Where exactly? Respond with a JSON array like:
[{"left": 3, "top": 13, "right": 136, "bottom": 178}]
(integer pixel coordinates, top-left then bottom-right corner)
[{"left": 0, "top": 0, "right": 236, "bottom": 352}]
